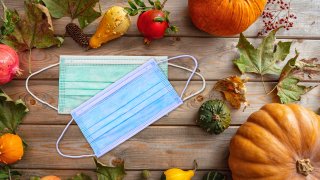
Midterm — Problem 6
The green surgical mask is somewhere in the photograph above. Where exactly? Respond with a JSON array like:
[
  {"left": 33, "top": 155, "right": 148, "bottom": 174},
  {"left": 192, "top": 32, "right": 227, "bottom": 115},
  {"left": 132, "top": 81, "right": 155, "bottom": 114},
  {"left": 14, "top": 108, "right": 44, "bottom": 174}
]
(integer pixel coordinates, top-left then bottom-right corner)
[{"left": 58, "top": 56, "right": 168, "bottom": 114}]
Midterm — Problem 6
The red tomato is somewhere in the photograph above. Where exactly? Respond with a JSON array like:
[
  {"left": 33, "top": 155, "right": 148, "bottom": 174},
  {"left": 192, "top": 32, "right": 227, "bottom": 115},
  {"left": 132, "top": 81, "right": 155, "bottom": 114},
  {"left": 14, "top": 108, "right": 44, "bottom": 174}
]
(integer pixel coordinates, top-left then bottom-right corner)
[{"left": 137, "top": 10, "right": 169, "bottom": 43}]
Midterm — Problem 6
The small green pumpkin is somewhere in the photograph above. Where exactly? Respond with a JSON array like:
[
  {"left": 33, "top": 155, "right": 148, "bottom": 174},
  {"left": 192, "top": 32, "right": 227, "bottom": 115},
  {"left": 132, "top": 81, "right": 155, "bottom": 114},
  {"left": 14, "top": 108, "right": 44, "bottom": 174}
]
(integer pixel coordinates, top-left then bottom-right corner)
[
  {"left": 203, "top": 171, "right": 226, "bottom": 180},
  {"left": 197, "top": 100, "right": 231, "bottom": 134}
]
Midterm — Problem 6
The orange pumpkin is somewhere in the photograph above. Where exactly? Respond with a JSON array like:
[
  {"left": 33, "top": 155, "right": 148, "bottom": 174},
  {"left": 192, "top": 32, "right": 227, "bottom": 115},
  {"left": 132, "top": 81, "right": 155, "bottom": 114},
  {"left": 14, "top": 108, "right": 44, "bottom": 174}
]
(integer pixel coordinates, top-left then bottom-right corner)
[
  {"left": 188, "top": 0, "right": 267, "bottom": 36},
  {"left": 41, "top": 176, "right": 61, "bottom": 180},
  {"left": 0, "top": 133, "right": 24, "bottom": 164},
  {"left": 229, "top": 103, "right": 320, "bottom": 179}
]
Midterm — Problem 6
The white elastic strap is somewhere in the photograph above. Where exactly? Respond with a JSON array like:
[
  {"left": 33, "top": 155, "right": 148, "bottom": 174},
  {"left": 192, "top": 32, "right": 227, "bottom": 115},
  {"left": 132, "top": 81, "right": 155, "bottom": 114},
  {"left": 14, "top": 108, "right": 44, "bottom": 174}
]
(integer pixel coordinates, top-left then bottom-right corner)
[
  {"left": 56, "top": 118, "right": 95, "bottom": 158},
  {"left": 168, "top": 63, "right": 206, "bottom": 101},
  {"left": 25, "top": 63, "right": 60, "bottom": 111},
  {"left": 158, "top": 55, "right": 206, "bottom": 101},
  {"left": 26, "top": 63, "right": 95, "bottom": 158}
]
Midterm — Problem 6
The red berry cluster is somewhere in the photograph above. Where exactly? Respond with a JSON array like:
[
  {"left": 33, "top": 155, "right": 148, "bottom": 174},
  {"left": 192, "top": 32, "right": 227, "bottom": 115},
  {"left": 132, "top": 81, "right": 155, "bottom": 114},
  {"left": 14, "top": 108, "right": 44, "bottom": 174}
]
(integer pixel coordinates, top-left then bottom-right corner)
[{"left": 258, "top": 0, "right": 297, "bottom": 36}]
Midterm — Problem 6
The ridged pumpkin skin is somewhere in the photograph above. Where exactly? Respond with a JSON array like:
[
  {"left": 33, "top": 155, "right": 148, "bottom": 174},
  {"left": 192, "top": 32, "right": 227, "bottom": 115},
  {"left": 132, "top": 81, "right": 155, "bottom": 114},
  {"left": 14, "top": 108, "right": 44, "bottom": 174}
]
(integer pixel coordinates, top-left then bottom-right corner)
[
  {"left": 229, "top": 103, "right": 320, "bottom": 179},
  {"left": 0, "top": 133, "right": 24, "bottom": 164},
  {"left": 188, "top": 0, "right": 267, "bottom": 36}
]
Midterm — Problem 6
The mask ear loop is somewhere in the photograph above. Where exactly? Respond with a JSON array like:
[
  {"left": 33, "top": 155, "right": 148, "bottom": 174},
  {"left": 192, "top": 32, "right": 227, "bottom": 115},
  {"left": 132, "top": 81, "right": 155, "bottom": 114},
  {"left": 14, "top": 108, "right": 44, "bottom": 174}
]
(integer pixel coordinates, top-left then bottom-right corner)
[
  {"left": 25, "top": 63, "right": 95, "bottom": 158},
  {"left": 158, "top": 55, "right": 206, "bottom": 101},
  {"left": 56, "top": 118, "right": 95, "bottom": 158},
  {"left": 25, "top": 63, "right": 60, "bottom": 111}
]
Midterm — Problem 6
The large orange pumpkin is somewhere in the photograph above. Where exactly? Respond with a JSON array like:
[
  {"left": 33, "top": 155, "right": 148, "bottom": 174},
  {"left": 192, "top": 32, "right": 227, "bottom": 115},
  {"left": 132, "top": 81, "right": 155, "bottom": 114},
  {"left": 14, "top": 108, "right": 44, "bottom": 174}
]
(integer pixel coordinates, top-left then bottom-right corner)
[
  {"left": 229, "top": 104, "right": 320, "bottom": 179},
  {"left": 0, "top": 133, "right": 24, "bottom": 164},
  {"left": 188, "top": 0, "right": 267, "bottom": 36}
]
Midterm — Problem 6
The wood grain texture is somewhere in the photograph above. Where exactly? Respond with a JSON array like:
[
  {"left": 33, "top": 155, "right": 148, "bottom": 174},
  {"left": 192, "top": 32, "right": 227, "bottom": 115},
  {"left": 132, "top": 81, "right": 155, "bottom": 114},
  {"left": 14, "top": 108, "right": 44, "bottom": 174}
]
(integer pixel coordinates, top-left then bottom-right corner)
[
  {"left": 17, "top": 169, "right": 230, "bottom": 180},
  {"left": 15, "top": 37, "right": 320, "bottom": 81},
  {"left": 1, "top": 0, "right": 319, "bottom": 38},
  {"left": 13, "top": 125, "right": 236, "bottom": 170},
  {"left": 3, "top": 80, "right": 320, "bottom": 125}
]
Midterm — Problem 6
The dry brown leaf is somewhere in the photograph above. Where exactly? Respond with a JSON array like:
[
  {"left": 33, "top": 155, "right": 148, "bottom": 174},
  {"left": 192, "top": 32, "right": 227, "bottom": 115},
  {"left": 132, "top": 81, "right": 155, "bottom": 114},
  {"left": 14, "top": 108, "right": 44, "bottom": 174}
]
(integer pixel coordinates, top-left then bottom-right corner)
[{"left": 214, "top": 76, "right": 249, "bottom": 109}]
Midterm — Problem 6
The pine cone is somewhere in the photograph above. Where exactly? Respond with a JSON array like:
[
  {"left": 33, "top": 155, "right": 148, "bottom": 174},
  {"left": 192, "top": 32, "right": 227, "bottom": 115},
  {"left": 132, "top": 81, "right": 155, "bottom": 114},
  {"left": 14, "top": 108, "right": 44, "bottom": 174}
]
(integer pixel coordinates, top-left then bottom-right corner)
[{"left": 66, "top": 23, "right": 89, "bottom": 48}]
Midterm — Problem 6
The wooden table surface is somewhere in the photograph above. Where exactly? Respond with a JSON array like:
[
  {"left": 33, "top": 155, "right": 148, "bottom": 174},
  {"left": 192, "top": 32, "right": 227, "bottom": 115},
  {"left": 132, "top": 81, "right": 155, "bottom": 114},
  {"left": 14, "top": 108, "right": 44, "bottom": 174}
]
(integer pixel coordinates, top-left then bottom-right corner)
[{"left": 2, "top": 0, "right": 320, "bottom": 179}]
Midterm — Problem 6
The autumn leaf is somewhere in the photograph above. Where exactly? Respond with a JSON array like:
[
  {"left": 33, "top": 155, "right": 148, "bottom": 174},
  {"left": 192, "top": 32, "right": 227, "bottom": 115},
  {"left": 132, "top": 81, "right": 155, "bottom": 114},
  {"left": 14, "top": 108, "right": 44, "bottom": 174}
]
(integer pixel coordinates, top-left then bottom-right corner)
[
  {"left": 275, "top": 51, "right": 320, "bottom": 104},
  {"left": 0, "top": 0, "right": 63, "bottom": 72},
  {"left": 94, "top": 158, "right": 126, "bottom": 180},
  {"left": 0, "top": 89, "right": 28, "bottom": 134},
  {"left": 214, "top": 76, "right": 249, "bottom": 109},
  {"left": 42, "top": 0, "right": 101, "bottom": 29},
  {"left": 233, "top": 29, "right": 292, "bottom": 77}
]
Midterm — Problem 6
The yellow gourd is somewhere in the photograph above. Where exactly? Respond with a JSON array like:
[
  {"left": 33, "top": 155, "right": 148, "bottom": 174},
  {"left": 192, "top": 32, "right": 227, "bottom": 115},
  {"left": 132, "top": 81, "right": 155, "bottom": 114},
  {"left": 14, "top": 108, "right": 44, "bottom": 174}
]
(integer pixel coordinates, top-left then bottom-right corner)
[
  {"left": 163, "top": 169, "right": 195, "bottom": 180},
  {"left": 89, "top": 6, "right": 131, "bottom": 48},
  {"left": 161, "top": 160, "right": 197, "bottom": 180}
]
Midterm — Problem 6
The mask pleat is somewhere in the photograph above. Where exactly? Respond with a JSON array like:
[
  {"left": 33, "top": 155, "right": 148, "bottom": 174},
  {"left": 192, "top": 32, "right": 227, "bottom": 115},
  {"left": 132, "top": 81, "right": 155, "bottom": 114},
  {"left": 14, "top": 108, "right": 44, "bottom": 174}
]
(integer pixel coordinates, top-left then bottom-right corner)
[
  {"left": 75, "top": 67, "right": 158, "bottom": 128},
  {"left": 70, "top": 59, "right": 181, "bottom": 157},
  {"left": 58, "top": 56, "right": 168, "bottom": 114},
  {"left": 92, "top": 88, "right": 181, "bottom": 156}
]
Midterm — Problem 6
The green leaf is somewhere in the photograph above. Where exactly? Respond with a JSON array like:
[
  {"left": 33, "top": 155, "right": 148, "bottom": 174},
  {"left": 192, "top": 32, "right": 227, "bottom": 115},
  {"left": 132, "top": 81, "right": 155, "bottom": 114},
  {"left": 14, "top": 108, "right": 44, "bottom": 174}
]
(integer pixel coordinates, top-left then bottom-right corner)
[
  {"left": 276, "top": 51, "right": 320, "bottom": 104},
  {"left": 0, "top": 166, "right": 21, "bottom": 180},
  {"left": 0, "top": 1, "right": 20, "bottom": 36},
  {"left": 123, "top": 7, "right": 132, "bottom": 14},
  {"left": 0, "top": 1, "right": 63, "bottom": 52},
  {"left": 154, "top": 16, "right": 165, "bottom": 22},
  {"left": 154, "top": 0, "right": 162, "bottom": 10},
  {"left": 134, "top": 0, "right": 146, "bottom": 7},
  {"left": 233, "top": 29, "right": 292, "bottom": 76},
  {"left": 148, "top": 0, "right": 154, "bottom": 6},
  {"left": 128, "top": 0, "right": 137, "bottom": 10},
  {"left": 94, "top": 158, "right": 126, "bottom": 180},
  {"left": 42, "top": 0, "right": 101, "bottom": 29},
  {"left": 0, "top": 89, "right": 28, "bottom": 134},
  {"left": 274, "top": 41, "right": 292, "bottom": 61},
  {"left": 40, "top": 0, "right": 68, "bottom": 18},
  {"left": 68, "top": 173, "right": 92, "bottom": 180}
]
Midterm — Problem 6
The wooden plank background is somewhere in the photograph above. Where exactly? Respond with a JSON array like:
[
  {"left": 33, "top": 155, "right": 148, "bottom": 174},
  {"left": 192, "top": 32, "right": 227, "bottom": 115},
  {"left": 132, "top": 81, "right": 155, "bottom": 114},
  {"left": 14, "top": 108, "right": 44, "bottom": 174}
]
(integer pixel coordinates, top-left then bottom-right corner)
[{"left": 0, "top": 0, "right": 320, "bottom": 179}]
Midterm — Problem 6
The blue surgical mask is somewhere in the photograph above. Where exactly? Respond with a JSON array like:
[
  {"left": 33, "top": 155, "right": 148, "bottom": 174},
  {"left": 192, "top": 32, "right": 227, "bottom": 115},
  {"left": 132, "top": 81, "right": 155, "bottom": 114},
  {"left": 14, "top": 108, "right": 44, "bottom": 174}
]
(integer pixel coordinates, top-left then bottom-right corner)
[{"left": 26, "top": 55, "right": 206, "bottom": 158}]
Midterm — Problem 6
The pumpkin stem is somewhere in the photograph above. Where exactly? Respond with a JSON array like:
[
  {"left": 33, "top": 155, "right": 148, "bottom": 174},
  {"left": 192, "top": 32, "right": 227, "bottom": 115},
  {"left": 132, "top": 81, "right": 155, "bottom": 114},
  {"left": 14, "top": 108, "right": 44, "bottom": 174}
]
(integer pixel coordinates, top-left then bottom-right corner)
[
  {"left": 212, "top": 114, "right": 220, "bottom": 121},
  {"left": 296, "top": 159, "right": 314, "bottom": 176}
]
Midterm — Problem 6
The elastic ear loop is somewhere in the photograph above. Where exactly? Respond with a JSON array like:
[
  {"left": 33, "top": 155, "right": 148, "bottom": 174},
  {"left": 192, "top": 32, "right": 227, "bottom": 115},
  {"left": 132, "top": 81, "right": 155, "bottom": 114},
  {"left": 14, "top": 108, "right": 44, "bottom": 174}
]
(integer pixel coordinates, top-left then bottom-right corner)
[
  {"left": 158, "top": 55, "right": 206, "bottom": 101},
  {"left": 25, "top": 63, "right": 95, "bottom": 158}
]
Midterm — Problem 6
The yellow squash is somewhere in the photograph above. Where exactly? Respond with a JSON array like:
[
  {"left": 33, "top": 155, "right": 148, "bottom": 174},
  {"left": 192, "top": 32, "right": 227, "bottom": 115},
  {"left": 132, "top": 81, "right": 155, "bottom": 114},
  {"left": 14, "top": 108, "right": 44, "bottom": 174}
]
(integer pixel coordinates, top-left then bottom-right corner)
[
  {"left": 89, "top": 6, "right": 131, "bottom": 48},
  {"left": 163, "top": 168, "right": 195, "bottom": 180},
  {"left": 161, "top": 160, "right": 197, "bottom": 180}
]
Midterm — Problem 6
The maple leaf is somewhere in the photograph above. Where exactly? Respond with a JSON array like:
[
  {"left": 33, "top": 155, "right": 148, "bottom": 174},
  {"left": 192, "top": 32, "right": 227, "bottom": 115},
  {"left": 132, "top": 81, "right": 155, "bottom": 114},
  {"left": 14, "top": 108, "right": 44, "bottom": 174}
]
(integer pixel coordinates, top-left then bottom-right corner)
[
  {"left": 94, "top": 158, "right": 126, "bottom": 180},
  {"left": 42, "top": 0, "right": 101, "bottom": 29},
  {"left": 0, "top": 0, "right": 63, "bottom": 72},
  {"left": 275, "top": 51, "right": 320, "bottom": 104},
  {"left": 233, "top": 29, "right": 292, "bottom": 77},
  {"left": 214, "top": 76, "right": 249, "bottom": 109},
  {"left": 0, "top": 89, "right": 28, "bottom": 134}
]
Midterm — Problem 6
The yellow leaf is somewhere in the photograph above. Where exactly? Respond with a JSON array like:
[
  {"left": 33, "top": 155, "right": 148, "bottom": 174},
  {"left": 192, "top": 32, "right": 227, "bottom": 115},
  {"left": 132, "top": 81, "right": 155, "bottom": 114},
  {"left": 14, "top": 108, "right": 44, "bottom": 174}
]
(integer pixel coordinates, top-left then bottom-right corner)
[{"left": 214, "top": 76, "right": 249, "bottom": 109}]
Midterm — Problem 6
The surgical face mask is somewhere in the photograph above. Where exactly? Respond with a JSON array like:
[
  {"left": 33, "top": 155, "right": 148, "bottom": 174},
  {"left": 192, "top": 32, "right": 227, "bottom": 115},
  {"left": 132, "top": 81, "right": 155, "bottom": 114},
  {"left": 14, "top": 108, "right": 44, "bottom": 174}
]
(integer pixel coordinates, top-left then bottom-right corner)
[
  {"left": 58, "top": 56, "right": 168, "bottom": 114},
  {"left": 26, "top": 55, "right": 206, "bottom": 158}
]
